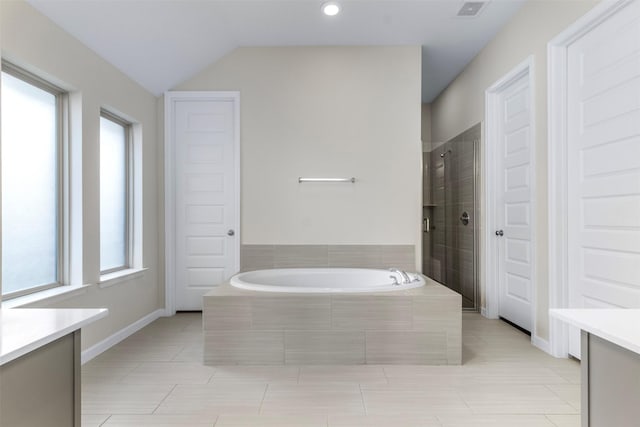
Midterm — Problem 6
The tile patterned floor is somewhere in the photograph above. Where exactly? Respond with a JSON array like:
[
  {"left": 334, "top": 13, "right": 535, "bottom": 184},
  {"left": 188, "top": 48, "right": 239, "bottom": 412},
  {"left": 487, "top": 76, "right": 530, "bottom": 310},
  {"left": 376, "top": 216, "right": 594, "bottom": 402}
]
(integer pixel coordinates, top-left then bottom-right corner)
[{"left": 82, "top": 313, "right": 581, "bottom": 426}]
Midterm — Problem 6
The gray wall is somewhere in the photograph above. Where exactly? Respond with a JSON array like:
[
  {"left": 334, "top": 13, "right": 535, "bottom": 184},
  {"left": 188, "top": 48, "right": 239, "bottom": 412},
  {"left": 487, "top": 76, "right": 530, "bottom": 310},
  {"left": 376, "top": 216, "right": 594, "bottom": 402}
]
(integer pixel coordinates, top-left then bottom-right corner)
[{"left": 428, "top": 124, "right": 479, "bottom": 308}]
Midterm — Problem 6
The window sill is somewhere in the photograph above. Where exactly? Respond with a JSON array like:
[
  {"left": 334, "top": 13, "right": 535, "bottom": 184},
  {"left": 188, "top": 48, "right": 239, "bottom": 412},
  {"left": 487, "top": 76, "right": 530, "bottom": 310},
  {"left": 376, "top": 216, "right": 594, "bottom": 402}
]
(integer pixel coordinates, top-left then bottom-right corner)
[
  {"left": 2, "top": 284, "right": 89, "bottom": 309},
  {"left": 98, "top": 267, "right": 147, "bottom": 289}
]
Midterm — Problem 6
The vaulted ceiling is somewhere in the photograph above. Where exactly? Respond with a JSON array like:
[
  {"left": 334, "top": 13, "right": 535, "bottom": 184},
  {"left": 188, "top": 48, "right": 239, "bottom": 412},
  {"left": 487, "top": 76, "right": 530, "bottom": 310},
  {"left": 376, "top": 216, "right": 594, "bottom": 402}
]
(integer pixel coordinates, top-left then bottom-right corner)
[{"left": 27, "top": 0, "right": 526, "bottom": 102}]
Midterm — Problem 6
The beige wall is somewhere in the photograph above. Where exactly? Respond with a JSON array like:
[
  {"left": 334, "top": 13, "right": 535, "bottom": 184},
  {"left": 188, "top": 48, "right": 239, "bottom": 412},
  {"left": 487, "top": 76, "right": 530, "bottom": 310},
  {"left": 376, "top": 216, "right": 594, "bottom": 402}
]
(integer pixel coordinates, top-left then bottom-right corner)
[
  {"left": 174, "top": 47, "right": 423, "bottom": 269},
  {"left": 1, "top": 1, "right": 162, "bottom": 349},
  {"left": 430, "top": 0, "right": 599, "bottom": 340}
]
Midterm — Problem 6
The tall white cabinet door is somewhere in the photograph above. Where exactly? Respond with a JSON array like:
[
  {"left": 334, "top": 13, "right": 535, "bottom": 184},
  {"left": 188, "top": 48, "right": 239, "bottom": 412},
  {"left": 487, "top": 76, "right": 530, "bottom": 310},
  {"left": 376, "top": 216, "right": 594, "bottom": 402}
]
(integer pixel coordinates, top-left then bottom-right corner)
[
  {"left": 172, "top": 97, "right": 239, "bottom": 310},
  {"left": 567, "top": 0, "right": 640, "bottom": 358},
  {"left": 496, "top": 71, "right": 534, "bottom": 332}
]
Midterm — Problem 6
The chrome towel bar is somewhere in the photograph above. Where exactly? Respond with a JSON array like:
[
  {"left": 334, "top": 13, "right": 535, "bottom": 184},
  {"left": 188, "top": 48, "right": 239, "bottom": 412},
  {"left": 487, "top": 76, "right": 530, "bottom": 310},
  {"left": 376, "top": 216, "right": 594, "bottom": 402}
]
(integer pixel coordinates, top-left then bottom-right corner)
[{"left": 298, "top": 177, "right": 356, "bottom": 183}]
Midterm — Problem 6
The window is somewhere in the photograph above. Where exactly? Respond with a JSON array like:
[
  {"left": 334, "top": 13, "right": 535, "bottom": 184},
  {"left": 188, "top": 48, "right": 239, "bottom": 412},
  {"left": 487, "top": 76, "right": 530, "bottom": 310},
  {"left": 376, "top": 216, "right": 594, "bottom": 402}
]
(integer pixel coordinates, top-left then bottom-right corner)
[
  {"left": 1, "top": 64, "right": 63, "bottom": 297},
  {"left": 100, "top": 112, "right": 131, "bottom": 273}
]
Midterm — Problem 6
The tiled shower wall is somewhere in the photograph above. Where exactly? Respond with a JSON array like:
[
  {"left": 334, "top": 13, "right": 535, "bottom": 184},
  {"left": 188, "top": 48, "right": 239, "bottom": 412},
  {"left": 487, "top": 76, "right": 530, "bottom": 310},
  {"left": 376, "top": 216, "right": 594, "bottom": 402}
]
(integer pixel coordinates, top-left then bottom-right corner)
[
  {"left": 428, "top": 124, "right": 479, "bottom": 308},
  {"left": 240, "top": 245, "right": 415, "bottom": 273}
]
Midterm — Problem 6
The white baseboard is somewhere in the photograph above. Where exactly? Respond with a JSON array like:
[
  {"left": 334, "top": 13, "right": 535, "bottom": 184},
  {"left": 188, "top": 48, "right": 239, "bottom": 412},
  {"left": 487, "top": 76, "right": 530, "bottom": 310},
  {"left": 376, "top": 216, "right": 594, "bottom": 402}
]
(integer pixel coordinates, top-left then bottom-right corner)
[
  {"left": 480, "top": 307, "right": 487, "bottom": 317},
  {"left": 532, "top": 334, "right": 552, "bottom": 356},
  {"left": 81, "top": 308, "right": 164, "bottom": 364}
]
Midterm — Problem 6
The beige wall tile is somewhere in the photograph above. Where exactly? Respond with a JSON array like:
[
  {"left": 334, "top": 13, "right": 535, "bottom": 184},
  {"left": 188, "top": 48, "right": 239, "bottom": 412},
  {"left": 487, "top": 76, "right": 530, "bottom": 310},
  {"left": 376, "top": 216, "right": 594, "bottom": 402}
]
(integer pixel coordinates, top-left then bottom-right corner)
[
  {"left": 332, "top": 296, "right": 412, "bottom": 330},
  {"left": 285, "top": 331, "right": 365, "bottom": 364},
  {"left": 204, "top": 331, "right": 284, "bottom": 365},
  {"left": 327, "top": 245, "right": 381, "bottom": 268},
  {"left": 240, "top": 244, "right": 416, "bottom": 271},
  {"left": 378, "top": 245, "right": 415, "bottom": 272},
  {"left": 365, "top": 331, "right": 448, "bottom": 364},
  {"left": 274, "top": 245, "right": 329, "bottom": 268},
  {"left": 203, "top": 297, "right": 252, "bottom": 330},
  {"left": 412, "top": 295, "right": 461, "bottom": 332},
  {"left": 252, "top": 297, "right": 331, "bottom": 330},
  {"left": 240, "top": 245, "right": 275, "bottom": 272},
  {"left": 446, "top": 332, "right": 462, "bottom": 364}
]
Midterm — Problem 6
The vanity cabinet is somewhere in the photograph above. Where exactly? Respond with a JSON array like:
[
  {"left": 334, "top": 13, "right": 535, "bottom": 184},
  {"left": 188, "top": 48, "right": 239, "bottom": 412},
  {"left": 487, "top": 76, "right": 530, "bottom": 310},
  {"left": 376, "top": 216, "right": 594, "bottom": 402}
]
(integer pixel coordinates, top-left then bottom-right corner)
[
  {"left": 0, "top": 308, "right": 107, "bottom": 427},
  {"left": 551, "top": 309, "right": 640, "bottom": 427}
]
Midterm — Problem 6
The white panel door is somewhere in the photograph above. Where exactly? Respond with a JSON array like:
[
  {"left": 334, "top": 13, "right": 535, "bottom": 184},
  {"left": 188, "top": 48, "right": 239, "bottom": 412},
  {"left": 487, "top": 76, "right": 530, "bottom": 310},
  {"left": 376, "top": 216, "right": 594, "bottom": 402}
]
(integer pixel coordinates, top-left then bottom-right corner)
[
  {"left": 567, "top": 0, "right": 640, "bottom": 358},
  {"left": 496, "top": 71, "right": 534, "bottom": 332},
  {"left": 173, "top": 98, "right": 238, "bottom": 310}
]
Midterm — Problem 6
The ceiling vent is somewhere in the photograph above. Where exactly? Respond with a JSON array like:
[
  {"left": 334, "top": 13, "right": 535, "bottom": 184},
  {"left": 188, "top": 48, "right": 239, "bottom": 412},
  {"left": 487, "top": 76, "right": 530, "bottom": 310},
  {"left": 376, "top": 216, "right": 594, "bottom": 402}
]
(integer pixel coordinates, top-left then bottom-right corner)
[{"left": 457, "top": 2, "right": 487, "bottom": 17}]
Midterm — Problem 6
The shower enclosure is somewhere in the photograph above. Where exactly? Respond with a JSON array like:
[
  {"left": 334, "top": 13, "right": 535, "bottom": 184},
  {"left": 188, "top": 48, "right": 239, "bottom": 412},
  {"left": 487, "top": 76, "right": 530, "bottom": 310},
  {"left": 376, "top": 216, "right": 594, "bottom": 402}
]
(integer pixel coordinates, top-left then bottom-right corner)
[{"left": 423, "top": 123, "right": 480, "bottom": 310}]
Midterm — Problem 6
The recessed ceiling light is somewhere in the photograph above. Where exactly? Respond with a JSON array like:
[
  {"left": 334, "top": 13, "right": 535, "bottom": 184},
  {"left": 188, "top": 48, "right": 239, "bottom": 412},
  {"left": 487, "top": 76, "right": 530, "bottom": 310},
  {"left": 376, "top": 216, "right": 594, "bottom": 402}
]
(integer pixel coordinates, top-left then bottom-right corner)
[{"left": 321, "top": 1, "right": 341, "bottom": 16}]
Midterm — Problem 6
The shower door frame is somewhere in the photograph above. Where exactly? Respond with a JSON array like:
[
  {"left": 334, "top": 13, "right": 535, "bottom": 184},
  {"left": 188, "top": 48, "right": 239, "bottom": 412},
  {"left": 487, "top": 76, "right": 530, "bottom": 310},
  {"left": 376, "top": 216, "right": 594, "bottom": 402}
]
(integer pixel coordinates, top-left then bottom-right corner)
[{"left": 428, "top": 131, "right": 480, "bottom": 312}]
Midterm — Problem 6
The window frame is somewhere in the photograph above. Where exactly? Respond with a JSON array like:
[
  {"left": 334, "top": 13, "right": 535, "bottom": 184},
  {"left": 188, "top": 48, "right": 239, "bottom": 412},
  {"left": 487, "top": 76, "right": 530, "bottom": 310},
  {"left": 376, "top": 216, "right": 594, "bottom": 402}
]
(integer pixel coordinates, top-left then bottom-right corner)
[
  {"left": 99, "top": 109, "right": 133, "bottom": 275},
  {"left": 1, "top": 62, "right": 66, "bottom": 299}
]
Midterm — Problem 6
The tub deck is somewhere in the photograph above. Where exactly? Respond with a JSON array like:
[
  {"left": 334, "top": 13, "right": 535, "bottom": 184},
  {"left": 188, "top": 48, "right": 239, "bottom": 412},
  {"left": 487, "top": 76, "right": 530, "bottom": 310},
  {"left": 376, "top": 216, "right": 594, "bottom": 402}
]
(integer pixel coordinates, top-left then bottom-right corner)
[{"left": 203, "top": 276, "right": 461, "bottom": 365}]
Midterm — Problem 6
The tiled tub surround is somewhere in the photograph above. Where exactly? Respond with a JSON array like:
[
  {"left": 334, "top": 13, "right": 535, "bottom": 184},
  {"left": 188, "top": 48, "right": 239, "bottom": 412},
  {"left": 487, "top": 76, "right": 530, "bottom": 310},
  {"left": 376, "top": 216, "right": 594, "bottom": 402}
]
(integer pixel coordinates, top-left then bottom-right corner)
[
  {"left": 240, "top": 244, "right": 415, "bottom": 273},
  {"left": 203, "top": 277, "right": 461, "bottom": 365}
]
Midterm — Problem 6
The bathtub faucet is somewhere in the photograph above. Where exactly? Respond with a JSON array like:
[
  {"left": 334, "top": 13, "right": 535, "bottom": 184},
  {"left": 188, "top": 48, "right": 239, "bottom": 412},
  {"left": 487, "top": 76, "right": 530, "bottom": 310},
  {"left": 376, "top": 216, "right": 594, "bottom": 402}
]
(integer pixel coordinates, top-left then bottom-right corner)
[{"left": 389, "top": 268, "right": 411, "bottom": 284}]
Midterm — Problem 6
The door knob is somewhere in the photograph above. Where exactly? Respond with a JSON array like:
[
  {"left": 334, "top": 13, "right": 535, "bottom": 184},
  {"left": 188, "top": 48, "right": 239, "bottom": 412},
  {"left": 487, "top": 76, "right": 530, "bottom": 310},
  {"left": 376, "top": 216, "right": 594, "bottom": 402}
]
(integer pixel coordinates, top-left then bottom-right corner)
[
  {"left": 227, "top": 229, "right": 235, "bottom": 236},
  {"left": 495, "top": 230, "right": 504, "bottom": 236}
]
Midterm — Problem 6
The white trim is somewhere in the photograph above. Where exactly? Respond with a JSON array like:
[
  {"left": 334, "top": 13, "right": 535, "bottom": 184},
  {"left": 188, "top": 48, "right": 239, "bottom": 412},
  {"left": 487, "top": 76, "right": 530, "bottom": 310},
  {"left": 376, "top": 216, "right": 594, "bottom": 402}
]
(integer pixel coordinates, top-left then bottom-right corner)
[
  {"left": 164, "top": 91, "right": 241, "bottom": 315},
  {"left": 98, "top": 267, "right": 148, "bottom": 289},
  {"left": 483, "top": 56, "right": 536, "bottom": 333},
  {"left": 547, "top": 0, "right": 632, "bottom": 358},
  {"left": 80, "top": 308, "right": 164, "bottom": 364},
  {"left": 532, "top": 334, "right": 551, "bottom": 355},
  {"left": 1, "top": 284, "right": 89, "bottom": 309}
]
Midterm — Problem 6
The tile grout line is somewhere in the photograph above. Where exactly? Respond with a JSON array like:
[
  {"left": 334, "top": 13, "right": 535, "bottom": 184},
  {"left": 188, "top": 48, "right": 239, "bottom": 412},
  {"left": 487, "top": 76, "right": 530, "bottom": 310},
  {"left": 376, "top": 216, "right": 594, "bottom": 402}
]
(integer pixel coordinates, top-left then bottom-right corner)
[
  {"left": 358, "top": 383, "right": 367, "bottom": 416},
  {"left": 543, "top": 383, "right": 581, "bottom": 412},
  {"left": 150, "top": 383, "right": 178, "bottom": 414},
  {"left": 258, "top": 383, "right": 270, "bottom": 414},
  {"left": 381, "top": 365, "right": 390, "bottom": 385},
  {"left": 97, "top": 414, "right": 112, "bottom": 426},
  {"left": 206, "top": 369, "right": 216, "bottom": 384}
]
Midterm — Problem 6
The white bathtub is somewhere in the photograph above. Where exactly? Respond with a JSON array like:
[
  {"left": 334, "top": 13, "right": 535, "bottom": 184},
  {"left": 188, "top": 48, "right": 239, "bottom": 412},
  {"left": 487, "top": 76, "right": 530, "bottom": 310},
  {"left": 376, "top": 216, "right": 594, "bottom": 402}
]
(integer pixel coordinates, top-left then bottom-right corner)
[{"left": 229, "top": 268, "right": 425, "bottom": 293}]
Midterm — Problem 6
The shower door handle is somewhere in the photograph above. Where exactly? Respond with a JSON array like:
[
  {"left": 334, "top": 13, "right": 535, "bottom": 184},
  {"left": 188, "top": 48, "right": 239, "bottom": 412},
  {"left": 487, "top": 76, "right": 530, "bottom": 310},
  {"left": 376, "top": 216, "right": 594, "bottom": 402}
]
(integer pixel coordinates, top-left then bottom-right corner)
[
  {"left": 495, "top": 230, "right": 504, "bottom": 236},
  {"left": 459, "top": 211, "right": 470, "bottom": 226}
]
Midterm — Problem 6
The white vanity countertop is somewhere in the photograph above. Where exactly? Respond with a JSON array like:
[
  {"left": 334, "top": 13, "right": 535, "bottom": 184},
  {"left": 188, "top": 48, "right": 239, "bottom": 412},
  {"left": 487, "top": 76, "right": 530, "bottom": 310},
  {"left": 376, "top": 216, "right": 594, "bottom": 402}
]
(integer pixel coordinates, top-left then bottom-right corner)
[
  {"left": 0, "top": 308, "right": 108, "bottom": 365},
  {"left": 550, "top": 308, "right": 640, "bottom": 355}
]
